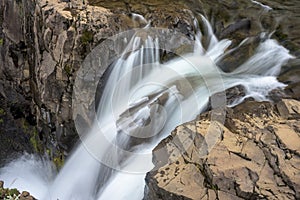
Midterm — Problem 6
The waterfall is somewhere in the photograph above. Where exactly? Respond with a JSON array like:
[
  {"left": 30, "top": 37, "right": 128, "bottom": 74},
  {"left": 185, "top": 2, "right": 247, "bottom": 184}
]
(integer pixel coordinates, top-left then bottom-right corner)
[{"left": 0, "top": 14, "right": 293, "bottom": 200}]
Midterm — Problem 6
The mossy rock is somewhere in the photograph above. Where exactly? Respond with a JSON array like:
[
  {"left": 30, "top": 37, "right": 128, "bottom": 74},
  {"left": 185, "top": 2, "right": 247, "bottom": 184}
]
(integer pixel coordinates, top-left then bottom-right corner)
[
  {"left": 0, "top": 187, "right": 20, "bottom": 199},
  {"left": 64, "top": 64, "right": 73, "bottom": 76},
  {"left": 80, "top": 30, "right": 94, "bottom": 45},
  {"left": 29, "top": 128, "right": 43, "bottom": 153},
  {"left": 0, "top": 108, "right": 5, "bottom": 115},
  {"left": 53, "top": 153, "right": 65, "bottom": 170},
  {"left": 7, "top": 188, "right": 20, "bottom": 197}
]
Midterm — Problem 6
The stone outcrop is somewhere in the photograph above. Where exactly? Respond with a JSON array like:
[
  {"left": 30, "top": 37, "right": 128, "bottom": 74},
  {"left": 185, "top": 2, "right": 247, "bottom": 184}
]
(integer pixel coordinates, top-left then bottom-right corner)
[{"left": 144, "top": 98, "right": 300, "bottom": 200}]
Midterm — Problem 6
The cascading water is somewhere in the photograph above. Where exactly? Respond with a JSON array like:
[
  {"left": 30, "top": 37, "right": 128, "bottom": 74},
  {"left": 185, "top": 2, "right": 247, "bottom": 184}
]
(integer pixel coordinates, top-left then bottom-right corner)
[{"left": 0, "top": 14, "right": 293, "bottom": 200}]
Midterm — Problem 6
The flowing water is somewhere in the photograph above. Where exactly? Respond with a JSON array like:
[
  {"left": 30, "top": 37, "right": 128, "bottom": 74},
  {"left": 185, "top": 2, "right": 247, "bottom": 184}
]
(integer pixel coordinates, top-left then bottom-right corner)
[{"left": 0, "top": 14, "right": 293, "bottom": 200}]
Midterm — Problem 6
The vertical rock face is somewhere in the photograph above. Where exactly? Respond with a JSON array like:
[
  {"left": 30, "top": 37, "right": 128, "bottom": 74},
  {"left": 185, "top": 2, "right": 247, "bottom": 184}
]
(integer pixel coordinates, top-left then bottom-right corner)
[
  {"left": 0, "top": 0, "right": 196, "bottom": 163},
  {"left": 0, "top": 0, "right": 38, "bottom": 164},
  {"left": 24, "top": 0, "right": 116, "bottom": 157},
  {"left": 144, "top": 99, "right": 300, "bottom": 200},
  {"left": 0, "top": 0, "right": 113, "bottom": 163}
]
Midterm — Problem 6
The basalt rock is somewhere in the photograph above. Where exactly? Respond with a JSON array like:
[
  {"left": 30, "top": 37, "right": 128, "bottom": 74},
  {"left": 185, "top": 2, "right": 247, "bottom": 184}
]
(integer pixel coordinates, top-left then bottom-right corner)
[{"left": 144, "top": 98, "right": 300, "bottom": 200}]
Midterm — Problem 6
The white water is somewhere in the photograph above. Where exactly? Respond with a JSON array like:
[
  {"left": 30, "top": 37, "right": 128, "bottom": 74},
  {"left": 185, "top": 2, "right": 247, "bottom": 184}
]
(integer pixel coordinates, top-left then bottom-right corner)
[
  {"left": 251, "top": 0, "right": 272, "bottom": 11},
  {"left": 0, "top": 154, "right": 54, "bottom": 199},
  {"left": 0, "top": 15, "right": 293, "bottom": 200}
]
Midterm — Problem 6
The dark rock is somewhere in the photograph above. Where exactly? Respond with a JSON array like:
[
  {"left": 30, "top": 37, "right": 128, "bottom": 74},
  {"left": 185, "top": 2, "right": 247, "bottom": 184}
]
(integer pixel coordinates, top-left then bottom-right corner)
[
  {"left": 285, "top": 82, "right": 300, "bottom": 100},
  {"left": 217, "top": 36, "right": 261, "bottom": 72},
  {"left": 0, "top": 83, "right": 36, "bottom": 165},
  {"left": 278, "top": 61, "right": 300, "bottom": 100},
  {"left": 21, "top": 191, "right": 29, "bottom": 197},
  {"left": 219, "top": 19, "right": 251, "bottom": 39},
  {"left": 20, "top": 191, "right": 36, "bottom": 200},
  {"left": 267, "top": 88, "right": 290, "bottom": 102},
  {"left": 276, "top": 99, "right": 300, "bottom": 119},
  {"left": 207, "top": 85, "right": 246, "bottom": 111}
]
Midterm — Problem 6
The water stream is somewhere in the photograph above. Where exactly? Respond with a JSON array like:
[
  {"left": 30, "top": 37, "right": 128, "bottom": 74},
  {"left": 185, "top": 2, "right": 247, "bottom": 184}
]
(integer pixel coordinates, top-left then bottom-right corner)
[{"left": 0, "top": 14, "right": 293, "bottom": 200}]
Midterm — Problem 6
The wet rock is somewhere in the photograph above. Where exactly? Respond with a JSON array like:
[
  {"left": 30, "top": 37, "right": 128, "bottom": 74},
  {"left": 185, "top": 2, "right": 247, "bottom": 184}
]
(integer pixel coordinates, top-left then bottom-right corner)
[
  {"left": 286, "top": 82, "right": 300, "bottom": 100},
  {"left": 276, "top": 99, "right": 300, "bottom": 119},
  {"left": 278, "top": 61, "right": 300, "bottom": 100},
  {"left": 21, "top": 191, "right": 29, "bottom": 197},
  {"left": 208, "top": 85, "right": 246, "bottom": 109},
  {"left": 267, "top": 88, "right": 291, "bottom": 102},
  {"left": 219, "top": 19, "right": 251, "bottom": 39},
  {"left": 0, "top": 83, "right": 38, "bottom": 165},
  {"left": 20, "top": 191, "right": 36, "bottom": 200},
  {"left": 217, "top": 36, "right": 261, "bottom": 72},
  {"left": 145, "top": 99, "right": 300, "bottom": 200}
]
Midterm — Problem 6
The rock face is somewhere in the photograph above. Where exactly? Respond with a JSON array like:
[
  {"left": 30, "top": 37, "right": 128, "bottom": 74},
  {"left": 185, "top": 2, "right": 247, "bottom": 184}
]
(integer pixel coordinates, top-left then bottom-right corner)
[
  {"left": 144, "top": 99, "right": 300, "bottom": 200},
  {"left": 0, "top": 0, "right": 195, "bottom": 163},
  {"left": 0, "top": 0, "right": 40, "bottom": 165}
]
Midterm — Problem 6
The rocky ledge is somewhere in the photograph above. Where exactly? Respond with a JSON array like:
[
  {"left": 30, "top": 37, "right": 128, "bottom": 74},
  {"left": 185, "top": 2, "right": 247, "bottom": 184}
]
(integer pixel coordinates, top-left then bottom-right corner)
[{"left": 145, "top": 98, "right": 300, "bottom": 200}]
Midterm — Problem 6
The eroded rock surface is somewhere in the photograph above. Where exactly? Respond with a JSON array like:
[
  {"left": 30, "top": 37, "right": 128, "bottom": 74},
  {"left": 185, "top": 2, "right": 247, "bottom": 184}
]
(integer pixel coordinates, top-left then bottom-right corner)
[{"left": 145, "top": 99, "right": 300, "bottom": 200}]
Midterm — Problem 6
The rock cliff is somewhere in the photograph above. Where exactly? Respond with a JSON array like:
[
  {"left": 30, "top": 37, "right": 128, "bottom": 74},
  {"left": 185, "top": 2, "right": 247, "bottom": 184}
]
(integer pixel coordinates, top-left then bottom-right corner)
[{"left": 0, "top": 0, "right": 195, "bottom": 164}]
